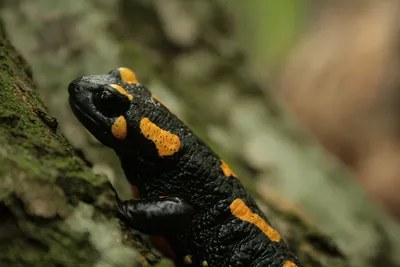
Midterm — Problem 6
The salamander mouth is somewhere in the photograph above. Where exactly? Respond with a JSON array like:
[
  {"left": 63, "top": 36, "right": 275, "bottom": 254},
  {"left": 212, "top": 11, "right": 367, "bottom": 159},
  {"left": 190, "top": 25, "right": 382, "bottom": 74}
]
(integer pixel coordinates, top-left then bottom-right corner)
[
  {"left": 69, "top": 98, "right": 100, "bottom": 128},
  {"left": 69, "top": 97, "right": 111, "bottom": 142}
]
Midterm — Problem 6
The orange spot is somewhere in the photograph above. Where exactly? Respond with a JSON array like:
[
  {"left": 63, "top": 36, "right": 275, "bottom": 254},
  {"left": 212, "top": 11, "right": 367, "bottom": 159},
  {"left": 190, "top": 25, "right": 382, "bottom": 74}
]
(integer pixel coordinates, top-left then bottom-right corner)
[
  {"left": 220, "top": 160, "right": 237, "bottom": 177},
  {"left": 159, "top": 196, "right": 168, "bottom": 198},
  {"left": 131, "top": 186, "right": 139, "bottom": 199},
  {"left": 119, "top": 67, "right": 138, "bottom": 84},
  {"left": 140, "top": 117, "right": 181, "bottom": 156},
  {"left": 152, "top": 94, "right": 170, "bottom": 110},
  {"left": 230, "top": 198, "right": 281, "bottom": 242},
  {"left": 150, "top": 236, "right": 176, "bottom": 260},
  {"left": 283, "top": 260, "right": 298, "bottom": 267},
  {"left": 110, "top": 84, "right": 133, "bottom": 100},
  {"left": 111, "top": 115, "right": 127, "bottom": 140}
]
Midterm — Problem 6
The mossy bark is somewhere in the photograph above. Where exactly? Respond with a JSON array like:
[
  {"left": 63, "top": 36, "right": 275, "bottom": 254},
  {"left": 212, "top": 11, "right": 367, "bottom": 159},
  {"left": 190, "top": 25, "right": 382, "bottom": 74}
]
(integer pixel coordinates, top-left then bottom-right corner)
[{"left": 0, "top": 21, "right": 167, "bottom": 267}]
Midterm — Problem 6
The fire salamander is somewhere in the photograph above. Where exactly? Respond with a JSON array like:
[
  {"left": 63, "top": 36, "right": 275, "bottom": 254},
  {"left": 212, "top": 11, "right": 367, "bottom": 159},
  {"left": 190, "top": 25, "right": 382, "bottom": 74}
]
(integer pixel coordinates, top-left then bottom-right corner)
[{"left": 68, "top": 67, "right": 302, "bottom": 267}]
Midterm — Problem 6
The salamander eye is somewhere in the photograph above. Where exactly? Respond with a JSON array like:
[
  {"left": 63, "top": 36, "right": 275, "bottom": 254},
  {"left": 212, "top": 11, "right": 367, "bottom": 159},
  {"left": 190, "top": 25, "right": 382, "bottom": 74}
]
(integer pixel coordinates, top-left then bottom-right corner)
[{"left": 93, "top": 87, "right": 131, "bottom": 117}]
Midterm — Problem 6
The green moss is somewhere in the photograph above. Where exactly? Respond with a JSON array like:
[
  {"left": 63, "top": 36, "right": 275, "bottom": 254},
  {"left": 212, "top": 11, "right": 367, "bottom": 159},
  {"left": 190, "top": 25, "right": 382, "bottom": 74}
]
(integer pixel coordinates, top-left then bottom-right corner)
[{"left": 0, "top": 20, "right": 150, "bottom": 267}]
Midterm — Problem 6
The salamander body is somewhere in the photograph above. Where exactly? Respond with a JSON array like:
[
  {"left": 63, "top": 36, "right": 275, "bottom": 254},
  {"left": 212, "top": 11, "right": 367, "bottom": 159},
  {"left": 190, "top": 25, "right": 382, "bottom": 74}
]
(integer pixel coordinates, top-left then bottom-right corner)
[{"left": 68, "top": 67, "right": 302, "bottom": 267}]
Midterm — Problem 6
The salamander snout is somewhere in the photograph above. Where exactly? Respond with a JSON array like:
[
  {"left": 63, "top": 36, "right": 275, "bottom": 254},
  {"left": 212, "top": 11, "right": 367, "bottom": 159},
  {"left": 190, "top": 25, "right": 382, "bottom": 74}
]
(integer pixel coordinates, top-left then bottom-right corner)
[
  {"left": 68, "top": 77, "right": 82, "bottom": 96},
  {"left": 68, "top": 73, "right": 133, "bottom": 118},
  {"left": 68, "top": 73, "right": 134, "bottom": 147}
]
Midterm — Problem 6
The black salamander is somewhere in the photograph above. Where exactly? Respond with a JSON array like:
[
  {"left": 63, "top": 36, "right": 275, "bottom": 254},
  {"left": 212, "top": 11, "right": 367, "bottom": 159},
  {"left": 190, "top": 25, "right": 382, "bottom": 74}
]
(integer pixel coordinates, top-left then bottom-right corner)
[{"left": 68, "top": 67, "right": 302, "bottom": 267}]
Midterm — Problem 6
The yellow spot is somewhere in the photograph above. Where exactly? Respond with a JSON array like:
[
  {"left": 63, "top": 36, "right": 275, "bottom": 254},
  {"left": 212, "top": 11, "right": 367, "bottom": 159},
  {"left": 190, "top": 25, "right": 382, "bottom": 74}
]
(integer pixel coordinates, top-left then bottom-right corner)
[
  {"left": 220, "top": 160, "right": 237, "bottom": 177},
  {"left": 110, "top": 84, "right": 133, "bottom": 100},
  {"left": 140, "top": 117, "right": 181, "bottom": 156},
  {"left": 183, "top": 255, "right": 192, "bottom": 264},
  {"left": 111, "top": 115, "right": 128, "bottom": 140},
  {"left": 283, "top": 260, "right": 298, "bottom": 267},
  {"left": 230, "top": 198, "right": 281, "bottom": 242},
  {"left": 119, "top": 67, "right": 138, "bottom": 84},
  {"left": 152, "top": 94, "right": 170, "bottom": 110},
  {"left": 202, "top": 261, "right": 208, "bottom": 267}
]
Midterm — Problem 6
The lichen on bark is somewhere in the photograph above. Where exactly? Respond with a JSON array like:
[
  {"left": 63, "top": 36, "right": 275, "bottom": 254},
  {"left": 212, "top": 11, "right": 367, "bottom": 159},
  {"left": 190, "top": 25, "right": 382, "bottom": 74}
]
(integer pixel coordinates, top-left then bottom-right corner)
[{"left": 0, "top": 21, "right": 156, "bottom": 267}]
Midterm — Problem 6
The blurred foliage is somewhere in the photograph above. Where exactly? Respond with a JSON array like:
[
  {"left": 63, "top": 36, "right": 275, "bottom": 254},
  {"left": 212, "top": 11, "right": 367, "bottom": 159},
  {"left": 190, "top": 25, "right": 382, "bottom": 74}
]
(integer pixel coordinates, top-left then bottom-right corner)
[{"left": 233, "top": 0, "right": 309, "bottom": 71}]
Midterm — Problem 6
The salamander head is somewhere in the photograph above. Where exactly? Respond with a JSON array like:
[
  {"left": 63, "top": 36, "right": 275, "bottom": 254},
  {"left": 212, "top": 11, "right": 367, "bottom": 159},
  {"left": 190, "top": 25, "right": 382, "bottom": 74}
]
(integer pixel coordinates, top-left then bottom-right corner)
[{"left": 68, "top": 67, "right": 178, "bottom": 157}]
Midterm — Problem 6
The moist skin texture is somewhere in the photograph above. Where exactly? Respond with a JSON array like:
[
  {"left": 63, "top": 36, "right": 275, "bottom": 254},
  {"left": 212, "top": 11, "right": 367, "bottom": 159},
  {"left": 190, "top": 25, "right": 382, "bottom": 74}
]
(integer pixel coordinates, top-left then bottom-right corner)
[{"left": 68, "top": 67, "right": 302, "bottom": 267}]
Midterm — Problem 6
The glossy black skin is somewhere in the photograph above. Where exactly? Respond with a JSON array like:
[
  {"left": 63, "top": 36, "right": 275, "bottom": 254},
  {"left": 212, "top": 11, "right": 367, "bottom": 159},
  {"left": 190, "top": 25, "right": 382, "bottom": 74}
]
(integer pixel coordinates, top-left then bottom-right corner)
[{"left": 68, "top": 68, "right": 302, "bottom": 267}]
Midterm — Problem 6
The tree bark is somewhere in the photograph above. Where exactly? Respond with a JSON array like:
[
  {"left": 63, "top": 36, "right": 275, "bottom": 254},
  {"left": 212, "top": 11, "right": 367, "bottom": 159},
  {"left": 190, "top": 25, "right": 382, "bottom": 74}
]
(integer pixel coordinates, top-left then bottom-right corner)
[{"left": 0, "top": 21, "right": 169, "bottom": 267}]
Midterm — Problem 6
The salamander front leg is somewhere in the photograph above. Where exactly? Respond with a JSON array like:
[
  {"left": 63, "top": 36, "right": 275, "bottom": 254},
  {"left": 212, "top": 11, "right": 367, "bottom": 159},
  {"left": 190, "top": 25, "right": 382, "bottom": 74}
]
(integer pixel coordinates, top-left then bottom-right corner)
[{"left": 117, "top": 197, "right": 194, "bottom": 235}]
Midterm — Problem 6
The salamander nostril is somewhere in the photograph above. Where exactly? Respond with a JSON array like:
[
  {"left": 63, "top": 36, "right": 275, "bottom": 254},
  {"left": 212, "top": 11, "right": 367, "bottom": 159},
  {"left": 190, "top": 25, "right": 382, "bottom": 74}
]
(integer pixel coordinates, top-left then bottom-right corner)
[
  {"left": 68, "top": 78, "right": 82, "bottom": 95},
  {"left": 68, "top": 82, "right": 76, "bottom": 95}
]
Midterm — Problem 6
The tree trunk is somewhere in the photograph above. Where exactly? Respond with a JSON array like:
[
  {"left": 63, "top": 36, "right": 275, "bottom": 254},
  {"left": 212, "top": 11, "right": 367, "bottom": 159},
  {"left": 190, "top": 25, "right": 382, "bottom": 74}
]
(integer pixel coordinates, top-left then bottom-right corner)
[{"left": 0, "top": 21, "right": 167, "bottom": 267}]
